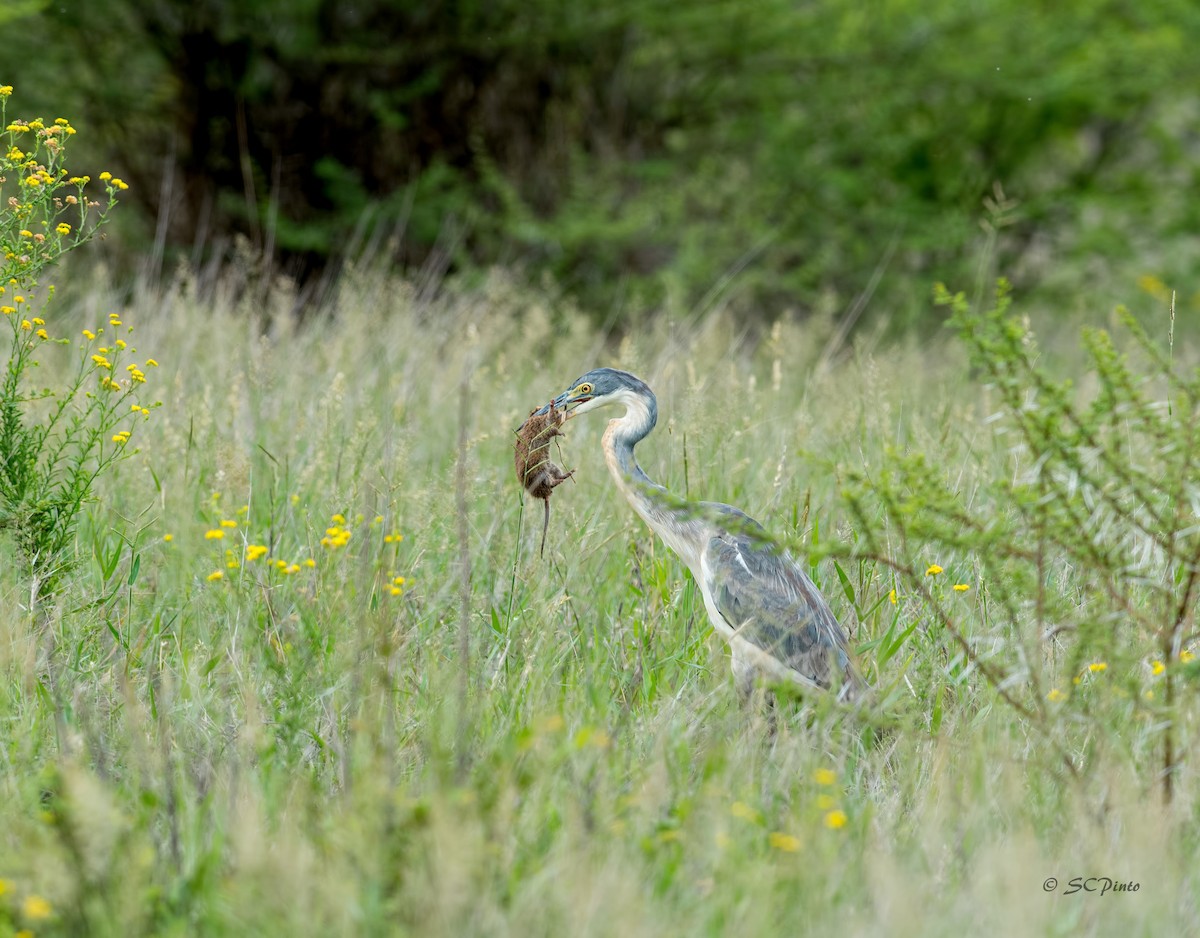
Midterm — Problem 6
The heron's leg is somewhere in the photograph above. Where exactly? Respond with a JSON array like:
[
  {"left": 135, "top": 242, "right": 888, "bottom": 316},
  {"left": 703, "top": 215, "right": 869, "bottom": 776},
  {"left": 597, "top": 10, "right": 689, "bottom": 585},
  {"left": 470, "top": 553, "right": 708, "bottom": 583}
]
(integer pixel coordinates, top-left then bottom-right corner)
[
  {"left": 730, "top": 646, "right": 757, "bottom": 705},
  {"left": 731, "top": 647, "right": 778, "bottom": 737}
]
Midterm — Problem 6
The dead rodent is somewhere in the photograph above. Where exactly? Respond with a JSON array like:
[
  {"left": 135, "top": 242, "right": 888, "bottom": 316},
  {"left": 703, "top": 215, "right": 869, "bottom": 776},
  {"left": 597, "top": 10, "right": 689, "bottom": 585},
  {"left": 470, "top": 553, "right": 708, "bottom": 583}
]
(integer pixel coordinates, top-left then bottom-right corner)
[{"left": 514, "top": 402, "right": 574, "bottom": 556}]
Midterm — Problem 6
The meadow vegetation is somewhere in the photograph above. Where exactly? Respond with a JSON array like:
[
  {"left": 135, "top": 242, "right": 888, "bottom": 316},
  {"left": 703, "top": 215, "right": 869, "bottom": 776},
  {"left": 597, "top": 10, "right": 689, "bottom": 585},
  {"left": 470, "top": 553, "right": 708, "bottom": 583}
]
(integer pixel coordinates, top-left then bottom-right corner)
[
  {"left": 1, "top": 254, "right": 1197, "bottom": 936},
  {"left": 2, "top": 82, "right": 1199, "bottom": 938}
]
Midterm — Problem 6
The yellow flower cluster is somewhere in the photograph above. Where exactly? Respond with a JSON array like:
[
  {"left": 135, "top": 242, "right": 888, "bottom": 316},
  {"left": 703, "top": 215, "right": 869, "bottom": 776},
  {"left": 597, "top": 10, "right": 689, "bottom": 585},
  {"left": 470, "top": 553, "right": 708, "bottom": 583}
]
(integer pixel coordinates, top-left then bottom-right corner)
[
  {"left": 111, "top": 429, "right": 131, "bottom": 445},
  {"left": 200, "top": 515, "right": 321, "bottom": 580},
  {"left": 322, "top": 521, "right": 352, "bottom": 549},
  {"left": 98, "top": 170, "right": 129, "bottom": 190},
  {"left": 388, "top": 575, "right": 406, "bottom": 597},
  {"left": 815, "top": 767, "right": 848, "bottom": 830}
]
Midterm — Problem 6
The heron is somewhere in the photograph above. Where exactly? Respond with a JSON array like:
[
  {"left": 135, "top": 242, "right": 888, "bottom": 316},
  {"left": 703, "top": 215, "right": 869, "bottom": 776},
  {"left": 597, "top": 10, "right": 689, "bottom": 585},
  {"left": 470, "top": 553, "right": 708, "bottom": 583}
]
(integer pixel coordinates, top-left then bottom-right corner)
[{"left": 539, "top": 368, "right": 861, "bottom": 704}]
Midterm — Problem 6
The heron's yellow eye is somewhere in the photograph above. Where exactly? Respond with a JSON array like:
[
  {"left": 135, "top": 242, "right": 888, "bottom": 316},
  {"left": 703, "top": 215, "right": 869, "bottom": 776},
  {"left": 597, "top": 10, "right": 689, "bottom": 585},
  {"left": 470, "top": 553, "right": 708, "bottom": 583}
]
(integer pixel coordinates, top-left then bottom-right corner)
[{"left": 576, "top": 383, "right": 593, "bottom": 395}]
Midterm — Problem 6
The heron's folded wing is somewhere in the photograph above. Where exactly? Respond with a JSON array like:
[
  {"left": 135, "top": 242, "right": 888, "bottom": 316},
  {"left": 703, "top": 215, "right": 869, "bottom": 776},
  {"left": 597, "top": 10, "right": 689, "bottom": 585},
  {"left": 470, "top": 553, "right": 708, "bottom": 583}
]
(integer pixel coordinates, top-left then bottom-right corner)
[{"left": 706, "top": 533, "right": 852, "bottom": 690}]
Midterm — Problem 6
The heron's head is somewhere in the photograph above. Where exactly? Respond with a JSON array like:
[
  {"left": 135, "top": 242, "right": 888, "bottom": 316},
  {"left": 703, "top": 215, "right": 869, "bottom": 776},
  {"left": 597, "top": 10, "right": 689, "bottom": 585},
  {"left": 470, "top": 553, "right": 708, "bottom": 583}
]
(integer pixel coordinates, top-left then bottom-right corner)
[{"left": 540, "top": 368, "right": 655, "bottom": 420}]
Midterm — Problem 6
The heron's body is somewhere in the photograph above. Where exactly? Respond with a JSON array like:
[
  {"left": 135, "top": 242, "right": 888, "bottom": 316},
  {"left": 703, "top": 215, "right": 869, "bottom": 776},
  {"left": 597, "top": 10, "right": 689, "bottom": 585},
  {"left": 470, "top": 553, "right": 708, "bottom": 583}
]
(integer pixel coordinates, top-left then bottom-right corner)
[{"left": 546, "top": 368, "right": 859, "bottom": 701}]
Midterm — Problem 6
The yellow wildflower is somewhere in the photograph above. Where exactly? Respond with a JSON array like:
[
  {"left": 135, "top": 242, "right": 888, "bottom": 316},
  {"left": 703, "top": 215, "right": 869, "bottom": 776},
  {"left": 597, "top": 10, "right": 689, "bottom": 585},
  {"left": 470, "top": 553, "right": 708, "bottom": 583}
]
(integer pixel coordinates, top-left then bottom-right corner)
[
  {"left": 23, "top": 895, "right": 52, "bottom": 920},
  {"left": 1088, "top": 662, "right": 1107, "bottom": 673},
  {"left": 99, "top": 171, "right": 112, "bottom": 181},
  {"left": 730, "top": 801, "right": 760, "bottom": 823},
  {"left": 0, "top": 86, "right": 12, "bottom": 96},
  {"left": 1151, "top": 660, "right": 1165, "bottom": 676},
  {"left": 246, "top": 544, "right": 269, "bottom": 562},
  {"left": 303, "top": 558, "right": 316, "bottom": 568},
  {"left": 56, "top": 223, "right": 71, "bottom": 235},
  {"left": 36, "top": 328, "right": 48, "bottom": 339},
  {"left": 952, "top": 583, "right": 970, "bottom": 592},
  {"left": 1047, "top": 688, "right": 1065, "bottom": 702},
  {"left": 19, "top": 319, "right": 31, "bottom": 330},
  {"left": 321, "top": 525, "right": 352, "bottom": 548},
  {"left": 83, "top": 329, "right": 95, "bottom": 339},
  {"left": 926, "top": 564, "right": 943, "bottom": 576},
  {"left": 220, "top": 519, "right": 238, "bottom": 528},
  {"left": 146, "top": 358, "right": 159, "bottom": 367},
  {"left": 206, "top": 570, "right": 224, "bottom": 582},
  {"left": 331, "top": 513, "right": 346, "bottom": 524},
  {"left": 163, "top": 534, "right": 174, "bottom": 542},
  {"left": 204, "top": 530, "right": 224, "bottom": 540},
  {"left": 768, "top": 831, "right": 802, "bottom": 852},
  {"left": 888, "top": 588, "right": 897, "bottom": 605},
  {"left": 1, "top": 306, "right": 14, "bottom": 315},
  {"left": 814, "top": 768, "right": 836, "bottom": 786},
  {"left": 824, "top": 810, "right": 848, "bottom": 830}
]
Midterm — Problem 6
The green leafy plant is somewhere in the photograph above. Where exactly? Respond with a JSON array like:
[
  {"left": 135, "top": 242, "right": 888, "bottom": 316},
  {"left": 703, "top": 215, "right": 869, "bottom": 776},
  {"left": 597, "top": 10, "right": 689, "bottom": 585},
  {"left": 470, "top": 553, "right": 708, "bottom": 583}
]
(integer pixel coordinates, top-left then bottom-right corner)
[
  {"left": 0, "top": 84, "right": 156, "bottom": 594},
  {"left": 841, "top": 280, "right": 1199, "bottom": 801}
]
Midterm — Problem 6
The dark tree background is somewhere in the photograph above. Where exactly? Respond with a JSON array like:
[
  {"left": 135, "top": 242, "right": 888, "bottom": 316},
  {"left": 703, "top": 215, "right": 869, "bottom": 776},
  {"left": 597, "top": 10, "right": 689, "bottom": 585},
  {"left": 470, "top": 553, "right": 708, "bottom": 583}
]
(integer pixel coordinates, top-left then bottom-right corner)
[{"left": 10, "top": 0, "right": 1199, "bottom": 322}]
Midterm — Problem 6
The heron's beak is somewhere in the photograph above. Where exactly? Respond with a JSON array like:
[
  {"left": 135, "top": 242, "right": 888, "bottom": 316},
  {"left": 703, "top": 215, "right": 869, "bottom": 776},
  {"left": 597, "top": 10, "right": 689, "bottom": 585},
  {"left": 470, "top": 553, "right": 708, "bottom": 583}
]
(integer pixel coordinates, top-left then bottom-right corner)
[{"left": 534, "top": 387, "right": 593, "bottom": 418}]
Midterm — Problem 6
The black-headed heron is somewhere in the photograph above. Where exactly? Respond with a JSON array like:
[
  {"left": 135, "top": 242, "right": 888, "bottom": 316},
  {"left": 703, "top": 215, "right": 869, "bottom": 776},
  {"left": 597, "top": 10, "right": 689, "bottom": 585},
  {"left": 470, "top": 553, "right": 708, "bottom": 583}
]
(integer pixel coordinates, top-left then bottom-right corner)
[{"left": 541, "top": 367, "right": 861, "bottom": 702}]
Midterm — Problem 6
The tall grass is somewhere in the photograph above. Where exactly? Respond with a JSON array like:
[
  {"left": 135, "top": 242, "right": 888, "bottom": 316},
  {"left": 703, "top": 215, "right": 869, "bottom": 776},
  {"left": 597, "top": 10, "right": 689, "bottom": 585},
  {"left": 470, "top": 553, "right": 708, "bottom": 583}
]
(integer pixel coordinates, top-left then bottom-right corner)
[{"left": 0, "top": 263, "right": 1196, "bottom": 936}]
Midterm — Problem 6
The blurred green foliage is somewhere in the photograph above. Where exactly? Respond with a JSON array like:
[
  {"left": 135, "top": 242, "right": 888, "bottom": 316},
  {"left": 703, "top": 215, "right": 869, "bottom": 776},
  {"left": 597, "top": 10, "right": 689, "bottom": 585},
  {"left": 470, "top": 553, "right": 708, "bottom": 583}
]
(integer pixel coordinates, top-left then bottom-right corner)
[{"left": 12, "top": 0, "right": 1199, "bottom": 321}]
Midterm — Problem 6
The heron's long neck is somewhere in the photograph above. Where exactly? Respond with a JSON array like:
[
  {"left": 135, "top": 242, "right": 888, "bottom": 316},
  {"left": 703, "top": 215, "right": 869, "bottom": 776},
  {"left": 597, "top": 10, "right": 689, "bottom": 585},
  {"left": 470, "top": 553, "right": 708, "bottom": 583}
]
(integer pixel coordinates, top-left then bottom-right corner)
[
  {"left": 602, "top": 391, "right": 705, "bottom": 570},
  {"left": 602, "top": 391, "right": 661, "bottom": 497}
]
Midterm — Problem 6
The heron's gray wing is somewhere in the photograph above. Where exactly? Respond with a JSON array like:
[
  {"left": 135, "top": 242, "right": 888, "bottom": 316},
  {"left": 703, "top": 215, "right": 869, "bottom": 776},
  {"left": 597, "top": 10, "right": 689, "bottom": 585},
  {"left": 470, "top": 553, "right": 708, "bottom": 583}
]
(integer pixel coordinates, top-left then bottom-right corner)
[{"left": 705, "top": 529, "right": 854, "bottom": 692}]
